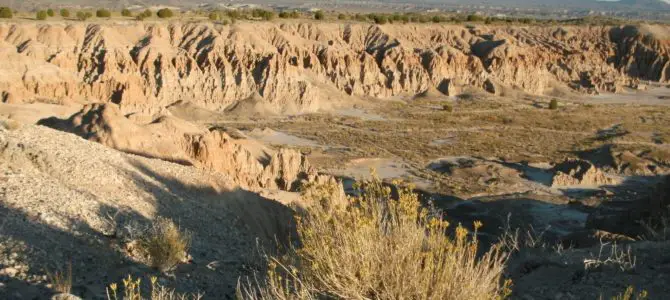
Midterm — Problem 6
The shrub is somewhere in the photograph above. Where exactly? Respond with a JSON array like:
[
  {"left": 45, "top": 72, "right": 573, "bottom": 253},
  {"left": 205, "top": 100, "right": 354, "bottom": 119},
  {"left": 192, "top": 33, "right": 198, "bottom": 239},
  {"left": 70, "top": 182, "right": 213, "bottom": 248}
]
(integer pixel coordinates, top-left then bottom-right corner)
[
  {"left": 142, "top": 9, "right": 152, "bottom": 18},
  {"left": 96, "top": 9, "right": 111, "bottom": 18},
  {"left": 372, "top": 14, "right": 388, "bottom": 24},
  {"left": 467, "top": 14, "right": 485, "bottom": 22},
  {"left": 443, "top": 103, "right": 454, "bottom": 112},
  {"left": 549, "top": 99, "right": 559, "bottom": 110},
  {"left": 337, "top": 13, "right": 347, "bottom": 20},
  {"left": 278, "top": 11, "right": 289, "bottom": 19},
  {"left": 208, "top": 12, "right": 220, "bottom": 21},
  {"left": 59, "top": 8, "right": 70, "bottom": 18},
  {"left": 36, "top": 10, "right": 48, "bottom": 20},
  {"left": 0, "top": 7, "right": 12, "bottom": 18},
  {"left": 239, "top": 176, "right": 510, "bottom": 299},
  {"left": 314, "top": 10, "right": 324, "bottom": 20},
  {"left": 432, "top": 15, "right": 443, "bottom": 23},
  {"left": 121, "top": 8, "right": 131, "bottom": 17},
  {"left": 157, "top": 8, "right": 174, "bottom": 19},
  {"left": 139, "top": 217, "right": 190, "bottom": 272},
  {"left": 47, "top": 8, "right": 54, "bottom": 17},
  {"left": 226, "top": 10, "right": 241, "bottom": 20}
]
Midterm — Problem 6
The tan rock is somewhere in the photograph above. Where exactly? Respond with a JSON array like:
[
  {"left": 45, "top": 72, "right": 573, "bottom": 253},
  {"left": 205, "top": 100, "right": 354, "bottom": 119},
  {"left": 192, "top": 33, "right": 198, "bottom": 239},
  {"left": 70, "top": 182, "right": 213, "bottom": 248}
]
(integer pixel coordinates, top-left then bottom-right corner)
[{"left": 551, "top": 159, "right": 616, "bottom": 187}]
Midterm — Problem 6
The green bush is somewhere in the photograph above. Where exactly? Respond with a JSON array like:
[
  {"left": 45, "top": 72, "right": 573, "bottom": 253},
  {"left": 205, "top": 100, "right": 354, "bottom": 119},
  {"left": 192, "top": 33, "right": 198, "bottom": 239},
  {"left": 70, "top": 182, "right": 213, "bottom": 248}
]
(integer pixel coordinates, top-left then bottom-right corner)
[
  {"left": 157, "top": 8, "right": 173, "bottom": 19},
  {"left": 121, "top": 8, "right": 131, "bottom": 17},
  {"left": 338, "top": 13, "right": 347, "bottom": 20},
  {"left": 0, "top": 7, "right": 12, "bottom": 19},
  {"left": 226, "top": 10, "right": 241, "bottom": 20},
  {"left": 549, "top": 99, "right": 559, "bottom": 110},
  {"left": 96, "top": 9, "right": 111, "bottom": 18},
  {"left": 142, "top": 9, "right": 152, "bottom": 18},
  {"left": 467, "top": 14, "right": 485, "bottom": 22},
  {"left": 372, "top": 14, "right": 388, "bottom": 25},
  {"left": 208, "top": 12, "right": 220, "bottom": 21},
  {"left": 314, "top": 10, "right": 324, "bottom": 20},
  {"left": 443, "top": 103, "right": 454, "bottom": 112},
  {"left": 59, "top": 8, "right": 70, "bottom": 18},
  {"left": 432, "top": 15, "right": 443, "bottom": 23},
  {"left": 47, "top": 8, "right": 54, "bottom": 17},
  {"left": 36, "top": 10, "right": 48, "bottom": 20}
]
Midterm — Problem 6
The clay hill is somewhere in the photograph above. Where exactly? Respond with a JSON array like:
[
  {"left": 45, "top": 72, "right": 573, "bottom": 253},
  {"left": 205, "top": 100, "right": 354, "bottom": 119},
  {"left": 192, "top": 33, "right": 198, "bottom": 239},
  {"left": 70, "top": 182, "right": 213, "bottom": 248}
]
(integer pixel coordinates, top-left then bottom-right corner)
[{"left": 0, "top": 22, "right": 669, "bottom": 115}]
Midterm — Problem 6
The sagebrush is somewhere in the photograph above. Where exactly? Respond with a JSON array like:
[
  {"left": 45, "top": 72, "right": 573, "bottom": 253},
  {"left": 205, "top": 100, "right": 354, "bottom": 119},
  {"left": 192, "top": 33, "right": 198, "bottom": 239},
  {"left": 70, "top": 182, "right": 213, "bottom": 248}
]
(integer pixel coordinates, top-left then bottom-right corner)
[
  {"left": 239, "top": 175, "right": 511, "bottom": 299},
  {"left": 139, "top": 217, "right": 191, "bottom": 272}
]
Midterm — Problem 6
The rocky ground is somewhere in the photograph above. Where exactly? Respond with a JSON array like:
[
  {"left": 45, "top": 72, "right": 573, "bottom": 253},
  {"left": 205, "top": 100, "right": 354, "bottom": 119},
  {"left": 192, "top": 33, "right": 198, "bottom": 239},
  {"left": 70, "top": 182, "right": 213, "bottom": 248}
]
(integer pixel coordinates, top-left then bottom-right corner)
[{"left": 0, "top": 20, "right": 669, "bottom": 300}]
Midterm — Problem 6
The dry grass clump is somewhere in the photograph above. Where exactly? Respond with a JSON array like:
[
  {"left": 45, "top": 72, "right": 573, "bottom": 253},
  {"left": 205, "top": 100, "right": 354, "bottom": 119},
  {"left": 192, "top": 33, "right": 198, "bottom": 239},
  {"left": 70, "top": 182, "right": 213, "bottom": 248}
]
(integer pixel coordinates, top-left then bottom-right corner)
[
  {"left": 47, "top": 262, "right": 72, "bottom": 294},
  {"left": 606, "top": 286, "right": 648, "bottom": 300},
  {"left": 107, "top": 275, "right": 202, "bottom": 300},
  {"left": 139, "top": 217, "right": 191, "bottom": 272},
  {"left": 239, "top": 174, "right": 511, "bottom": 299}
]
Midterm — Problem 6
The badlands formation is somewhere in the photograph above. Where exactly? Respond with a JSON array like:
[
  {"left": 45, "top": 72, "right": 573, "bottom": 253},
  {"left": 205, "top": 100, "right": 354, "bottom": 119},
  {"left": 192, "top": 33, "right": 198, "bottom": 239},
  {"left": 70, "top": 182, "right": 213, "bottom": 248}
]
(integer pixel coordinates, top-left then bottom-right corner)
[
  {"left": 0, "top": 22, "right": 669, "bottom": 114},
  {"left": 1, "top": 20, "right": 670, "bottom": 299}
]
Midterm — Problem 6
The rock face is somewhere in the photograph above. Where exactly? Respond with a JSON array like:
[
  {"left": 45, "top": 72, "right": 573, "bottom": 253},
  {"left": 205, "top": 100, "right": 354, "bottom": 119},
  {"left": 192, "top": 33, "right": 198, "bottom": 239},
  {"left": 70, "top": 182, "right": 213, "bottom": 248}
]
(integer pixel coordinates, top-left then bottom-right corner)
[
  {"left": 551, "top": 159, "right": 615, "bottom": 187},
  {"left": 1, "top": 23, "right": 668, "bottom": 115},
  {"left": 39, "top": 103, "right": 338, "bottom": 193}
]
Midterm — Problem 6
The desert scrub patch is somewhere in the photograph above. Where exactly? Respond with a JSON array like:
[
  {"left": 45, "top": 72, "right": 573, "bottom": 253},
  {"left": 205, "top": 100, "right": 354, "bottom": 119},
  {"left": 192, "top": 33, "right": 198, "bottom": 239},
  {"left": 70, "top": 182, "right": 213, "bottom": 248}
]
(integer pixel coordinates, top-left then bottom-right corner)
[
  {"left": 139, "top": 217, "right": 191, "bottom": 272},
  {"left": 106, "top": 275, "right": 202, "bottom": 300},
  {"left": 239, "top": 175, "right": 511, "bottom": 299}
]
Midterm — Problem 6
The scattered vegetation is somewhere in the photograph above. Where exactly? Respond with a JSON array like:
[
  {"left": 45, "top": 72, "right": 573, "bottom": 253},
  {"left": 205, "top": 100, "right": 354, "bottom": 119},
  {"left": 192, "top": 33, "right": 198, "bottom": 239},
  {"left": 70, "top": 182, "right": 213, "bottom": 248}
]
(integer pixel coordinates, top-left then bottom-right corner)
[
  {"left": 0, "top": 6, "right": 12, "bottom": 19},
  {"left": 208, "top": 12, "right": 220, "bottom": 21},
  {"left": 278, "top": 11, "right": 300, "bottom": 19},
  {"left": 121, "top": 8, "right": 132, "bottom": 17},
  {"left": 584, "top": 242, "right": 636, "bottom": 272},
  {"left": 96, "top": 9, "right": 112, "bottom": 18},
  {"left": 139, "top": 217, "right": 191, "bottom": 272},
  {"left": 106, "top": 275, "right": 202, "bottom": 300},
  {"left": 314, "top": 10, "right": 324, "bottom": 20},
  {"left": 443, "top": 103, "right": 454, "bottom": 112},
  {"left": 549, "top": 98, "right": 559, "bottom": 110},
  {"left": 608, "top": 286, "right": 648, "bottom": 300},
  {"left": 337, "top": 13, "right": 347, "bottom": 20},
  {"left": 59, "top": 8, "right": 70, "bottom": 18},
  {"left": 238, "top": 177, "right": 510, "bottom": 299},
  {"left": 157, "top": 8, "right": 174, "bottom": 19},
  {"left": 47, "top": 8, "right": 55, "bottom": 17},
  {"left": 36, "top": 10, "right": 48, "bottom": 20},
  {"left": 251, "top": 9, "right": 274, "bottom": 21},
  {"left": 47, "top": 262, "right": 72, "bottom": 294}
]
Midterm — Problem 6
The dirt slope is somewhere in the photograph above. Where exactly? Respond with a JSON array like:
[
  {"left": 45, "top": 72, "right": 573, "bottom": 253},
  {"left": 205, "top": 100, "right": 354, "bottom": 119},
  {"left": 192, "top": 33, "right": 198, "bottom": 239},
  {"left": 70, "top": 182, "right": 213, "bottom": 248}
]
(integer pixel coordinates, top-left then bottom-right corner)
[
  {"left": 0, "top": 22, "right": 668, "bottom": 115},
  {"left": 0, "top": 123, "right": 301, "bottom": 298}
]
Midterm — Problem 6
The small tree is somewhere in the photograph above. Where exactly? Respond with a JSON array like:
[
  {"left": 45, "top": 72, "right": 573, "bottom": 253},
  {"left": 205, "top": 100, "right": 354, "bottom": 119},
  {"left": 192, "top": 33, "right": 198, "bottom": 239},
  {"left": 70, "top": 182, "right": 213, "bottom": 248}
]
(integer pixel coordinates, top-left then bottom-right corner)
[
  {"left": 142, "top": 9, "right": 152, "bottom": 18},
  {"left": 549, "top": 99, "right": 559, "bottom": 110},
  {"left": 121, "top": 8, "right": 131, "bottom": 17},
  {"left": 467, "top": 14, "right": 484, "bottom": 22},
  {"left": 314, "top": 10, "right": 324, "bottom": 20},
  {"left": 47, "top": 8, "right": 54, "bottom": 17},
  {"left": 60, "top": 8, "right": 70, "bottom": 18},
  {"left": 96, "top": 9, "right": 111, "bottom": 18},
  {"left": 0, "top": 7, "right": 12, "bottom": 18},
  {"left": 157, "top": 8, "right": 173, "bottom": 19},
  {"left": 36, "top": 10, "right": 48, "bottom": 20}
]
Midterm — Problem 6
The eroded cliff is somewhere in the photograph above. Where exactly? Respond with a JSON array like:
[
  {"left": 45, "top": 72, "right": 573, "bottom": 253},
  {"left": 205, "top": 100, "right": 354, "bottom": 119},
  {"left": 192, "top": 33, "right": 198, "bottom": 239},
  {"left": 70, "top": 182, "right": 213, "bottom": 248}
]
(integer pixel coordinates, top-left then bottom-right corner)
[{"left": 1, "top": 22, "right": 669, "bottom": 114}]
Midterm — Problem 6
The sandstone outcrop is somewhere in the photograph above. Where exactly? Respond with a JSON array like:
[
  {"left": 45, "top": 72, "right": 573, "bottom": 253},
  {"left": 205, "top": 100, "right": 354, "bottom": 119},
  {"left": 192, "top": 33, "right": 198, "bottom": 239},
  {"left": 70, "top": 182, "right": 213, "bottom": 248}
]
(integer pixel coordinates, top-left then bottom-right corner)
[
  {"left": 1, "top": 23, "right": 668, "bottom": 115},
  {"left": 39, "top": 103, "right": 340, "bottom": 193},
  {"left": 551, "top": 159, "right": 616, "bottom": 187}
]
